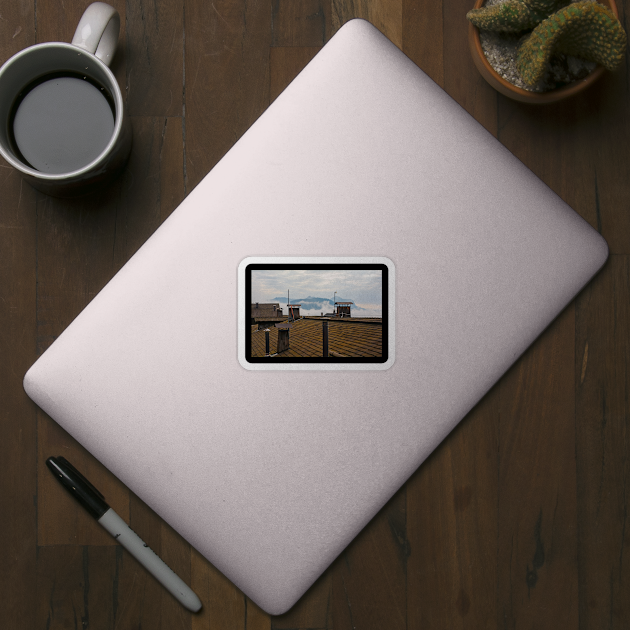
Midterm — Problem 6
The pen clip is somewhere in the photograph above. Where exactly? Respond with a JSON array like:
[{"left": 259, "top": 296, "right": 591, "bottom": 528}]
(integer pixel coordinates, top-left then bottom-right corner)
[{"left": 54, "top": 456, "right": 106, "bottom": 502}]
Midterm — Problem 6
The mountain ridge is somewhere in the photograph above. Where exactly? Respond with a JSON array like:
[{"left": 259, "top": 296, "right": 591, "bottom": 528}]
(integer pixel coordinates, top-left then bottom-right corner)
[{"left": 270, "top": 296, "right": 362, "bottom": 311}]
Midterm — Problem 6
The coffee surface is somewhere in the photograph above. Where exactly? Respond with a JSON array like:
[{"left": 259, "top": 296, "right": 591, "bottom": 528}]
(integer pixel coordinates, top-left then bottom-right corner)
[{"left": 12, "top": 75, "right": 115, "bottom": 174}]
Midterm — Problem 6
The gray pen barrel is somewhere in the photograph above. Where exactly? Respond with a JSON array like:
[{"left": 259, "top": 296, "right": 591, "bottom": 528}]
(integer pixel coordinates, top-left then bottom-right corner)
[{"left": 98, "top": 508, "right": 202, "bottom": 612}]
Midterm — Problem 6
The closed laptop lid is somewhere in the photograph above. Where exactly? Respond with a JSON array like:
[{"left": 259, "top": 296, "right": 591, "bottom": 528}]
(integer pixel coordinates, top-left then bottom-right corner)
[{"left": 24, "top": 19, "right": 607, "bottom": 614}]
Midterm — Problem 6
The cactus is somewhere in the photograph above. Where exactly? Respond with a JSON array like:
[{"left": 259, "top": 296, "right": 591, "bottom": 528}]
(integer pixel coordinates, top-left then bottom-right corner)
[
  {"left": 516, "top": 1, "right": 627, "bottom": 85},
  {"left": 467, "top": 0, "right": 568, "bottom": 33}
]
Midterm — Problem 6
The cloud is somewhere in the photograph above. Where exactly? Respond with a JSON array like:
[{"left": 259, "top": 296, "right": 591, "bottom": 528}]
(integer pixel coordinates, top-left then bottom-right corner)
[{"left": 251, "top": 269, "right": 383, "bottom": 308}]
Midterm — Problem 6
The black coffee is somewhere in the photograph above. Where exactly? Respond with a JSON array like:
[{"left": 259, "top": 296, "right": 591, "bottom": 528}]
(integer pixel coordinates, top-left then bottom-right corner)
[{"left": 10, "top": 73, "right": 115, "bottom": 174}]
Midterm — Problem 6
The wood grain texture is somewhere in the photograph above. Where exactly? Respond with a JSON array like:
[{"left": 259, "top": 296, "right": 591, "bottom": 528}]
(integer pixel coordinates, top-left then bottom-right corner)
[
  {"left": 443, "top": 0, "right": 497, "bottom": 131},
  {"left": 35, "top": 113, "right": 185, "bottom": 548},
  {"left": 270, "top": 47, "right": 321, "bottom": 102},
  {"left": 1, "top": 0, "right": 628, "bottom": 627},
  {"left": 0, "top": 151, "right": 38, "bottom": 630},
  {"left": 407, "top": 392, "right": 498, "bottom": 629},
  {"left": 271, "top": 573, "right": 332, "bottom": 629},
  {"left": 576, "top": 256, "right": 630, "bottom": 629},
  {"left": 582, "top": 73, "right": 630, "bottom": 254},
  {"left": 118, "top": 494, "right": 194, "bottom": 628},
  {"left": 111, "top": 116, "right": 185, "bottom": 270},
  {"left": 332, "top": 0, "right": 403, "bottom": 48},
  {"left": 184, "top": 0, "right": 271, "bottom": 191},
  {"left": 331, "top": 486, "right": 408, "bottom": 630},
  {"left": 496, "top": 304, "right": 579, "bottom": 629},
  {"left": 494, "top": 43, "right": 629, "bottom": 255},
  {"left": 191, "top": 548, "right": 249, "bottom": 630},
  {"left": 0, "top": 5, "right": 38, "bottom": 630},
  {"left": 403, "top": 0, "right": 444, "bottom": 87},
  {"left": 126, "top": 0, "right": 184, "bottom": 116},
  {"left": 272, "top": 0, "right": 331, "bottom": 46},
  {"left": 36, "top": 545, "right": 119, "bottom": 630}
]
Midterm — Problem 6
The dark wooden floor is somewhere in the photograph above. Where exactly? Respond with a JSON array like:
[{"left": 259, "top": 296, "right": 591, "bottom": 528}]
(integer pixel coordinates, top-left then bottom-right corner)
[{"left": 1, "top": 0, "right": 629, "bottom": 628}]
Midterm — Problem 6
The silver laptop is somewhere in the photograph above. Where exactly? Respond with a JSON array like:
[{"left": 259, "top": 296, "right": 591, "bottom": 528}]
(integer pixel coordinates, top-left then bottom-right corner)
[{"left": 23, "top": 19, "right": 608, "bottom": 614}]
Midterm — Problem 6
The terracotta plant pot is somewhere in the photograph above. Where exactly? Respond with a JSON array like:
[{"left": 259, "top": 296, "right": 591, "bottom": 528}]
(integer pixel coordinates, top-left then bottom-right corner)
[{"left": 468, "top": 0, "right": 619, "bottom": 103}]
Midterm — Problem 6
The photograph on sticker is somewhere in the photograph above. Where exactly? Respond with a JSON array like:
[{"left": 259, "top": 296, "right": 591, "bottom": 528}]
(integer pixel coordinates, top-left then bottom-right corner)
[{"left": 245, "top": 264, "right": 388, "bottom": 364}]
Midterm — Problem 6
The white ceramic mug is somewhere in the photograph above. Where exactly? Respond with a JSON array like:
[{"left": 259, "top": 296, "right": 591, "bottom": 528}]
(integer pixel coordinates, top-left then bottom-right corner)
[{"left": 0, "top": 2, "right": 131, "bottom": 197}]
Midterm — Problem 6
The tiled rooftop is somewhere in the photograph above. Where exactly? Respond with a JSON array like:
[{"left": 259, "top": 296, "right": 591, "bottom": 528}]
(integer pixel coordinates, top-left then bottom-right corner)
[
  {"left": 251, "top": 303, "right": 282, "bottom": 318},
  {"left": 251, "top": 317, "right": 382, "bottom": 358}
]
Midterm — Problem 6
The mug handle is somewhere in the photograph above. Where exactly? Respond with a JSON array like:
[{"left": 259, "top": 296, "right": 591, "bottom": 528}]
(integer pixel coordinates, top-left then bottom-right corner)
[{"left": 71, "top": 2, "right": 120, "bottom": 67}]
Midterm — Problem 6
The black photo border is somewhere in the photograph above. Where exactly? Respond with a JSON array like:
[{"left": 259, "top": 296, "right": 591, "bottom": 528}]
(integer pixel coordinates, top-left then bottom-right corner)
[{"left": 245, "top": 263, "right": 389, "bottom": 364}]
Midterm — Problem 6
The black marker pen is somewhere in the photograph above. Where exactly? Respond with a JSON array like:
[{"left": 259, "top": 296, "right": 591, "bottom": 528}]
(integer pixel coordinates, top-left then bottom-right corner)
[{"left": 46, "top": 456, "right": 202, "bottom": 612}]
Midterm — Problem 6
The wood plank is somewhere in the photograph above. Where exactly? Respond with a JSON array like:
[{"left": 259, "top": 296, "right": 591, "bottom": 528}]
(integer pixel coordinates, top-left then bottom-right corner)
[
  {"left": 36, "top": 545, "right": 118, "bottom": 630},
  {"left": 112, "top": 543, "right": 168, "bottom": 630},
  {"left": 157, "top": 517, "right": 197, "bottom": 629},
  {"left": 331, "top": 0, "right": 402, "bottom": 49},
  {"left": 112, "top": 536, "right": 193, "bottom": 629},
  {"left": 270, "top": 47, "right": 321, "bottom": 103},
  {"left": 0, "top": 0, "right": 36, "bottom": 55},
  {"left": 247, "top": 599, "right": 272, "bottom": 630},
  {"left": 496, "top": 95, "right": 598, "bottom": 226},
  {"left": 34, "top": 186, "right": 120, "bottom": 355},
  {"left": 110, "top": 494, "right": 193, "bottom": 629},
  {"left": 36, "top": 0, "right": 123, "bottom": 45},
  {"left": 271, "top": 573, "right": 332, "bottom": 629},
  {"left": 191, "top": 547, "right": 268, "bottom": 630},
  {"left": 0, "top": 5, "right": 38, "bottom": 629},
  {"left": 126, "top": 0, "right": 184, "bottom": 116},
  {"left": 402, "top": 0, "right": 443, "bottom": 87},
  {"left": 575, "top": 256, "right": 630, "bottom": 628},
  {"left": 331, "top": 485, "right": 407, "bottom": 630},
  {"left": 271, "top": 0, "right": 331, "bottom": 47},
  {"left": 159, "top": 117, "right": 187, "bottom": 220},
  {"left": 0, "top": 124, "right": 38, "bottom": 630},
  {"left": 407, "top": 390, "right": 498, "bottom": 629},
  {"left": 184, "top": 0, "right": 272, "bottom": 192},
  {"left": 497, "top": 305, "right": 578, "bottom": 628},
  {"left": 443, "top": 0, "right": 497, "bottom": 132},
  {"left": 112, "top": 116, "right": 185, "bottom": 271},
  {"left": 491, "top": 35, "right": 629, "bottom": 250},
  {"left": 0, "top": 215, "right": 38, "bottom": 621},
  {"left": 582, "top": 72, "right": 630, "bottom": 254}
]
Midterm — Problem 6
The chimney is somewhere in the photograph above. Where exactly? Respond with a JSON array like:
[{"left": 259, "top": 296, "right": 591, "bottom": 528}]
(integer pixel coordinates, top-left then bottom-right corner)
[
  {"left": 277, "top": 329, "right": 289, "bottom": 352},
  {"left": 275, "top": 322, "right": 291, "bottom": 353},
  {"left": 322, "top": 320, "right": 329, "bottom": 357}
]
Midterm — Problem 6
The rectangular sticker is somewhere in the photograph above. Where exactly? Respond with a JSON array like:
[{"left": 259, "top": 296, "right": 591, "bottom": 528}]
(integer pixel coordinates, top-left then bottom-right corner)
[{"left": 238, "top": 257, "right": 395, "bottom": 370}]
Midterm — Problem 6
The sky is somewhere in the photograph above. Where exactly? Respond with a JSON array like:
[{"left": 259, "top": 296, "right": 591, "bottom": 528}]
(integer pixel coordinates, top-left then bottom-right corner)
[{"left": 251, "top": 268, "right": 383, "bottom": 317}]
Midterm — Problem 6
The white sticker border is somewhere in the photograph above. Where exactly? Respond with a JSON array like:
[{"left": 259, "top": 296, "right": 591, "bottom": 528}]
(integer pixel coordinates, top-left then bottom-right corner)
[{"left": 238, "top": 257, "right": 395, "bottom": 371}]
